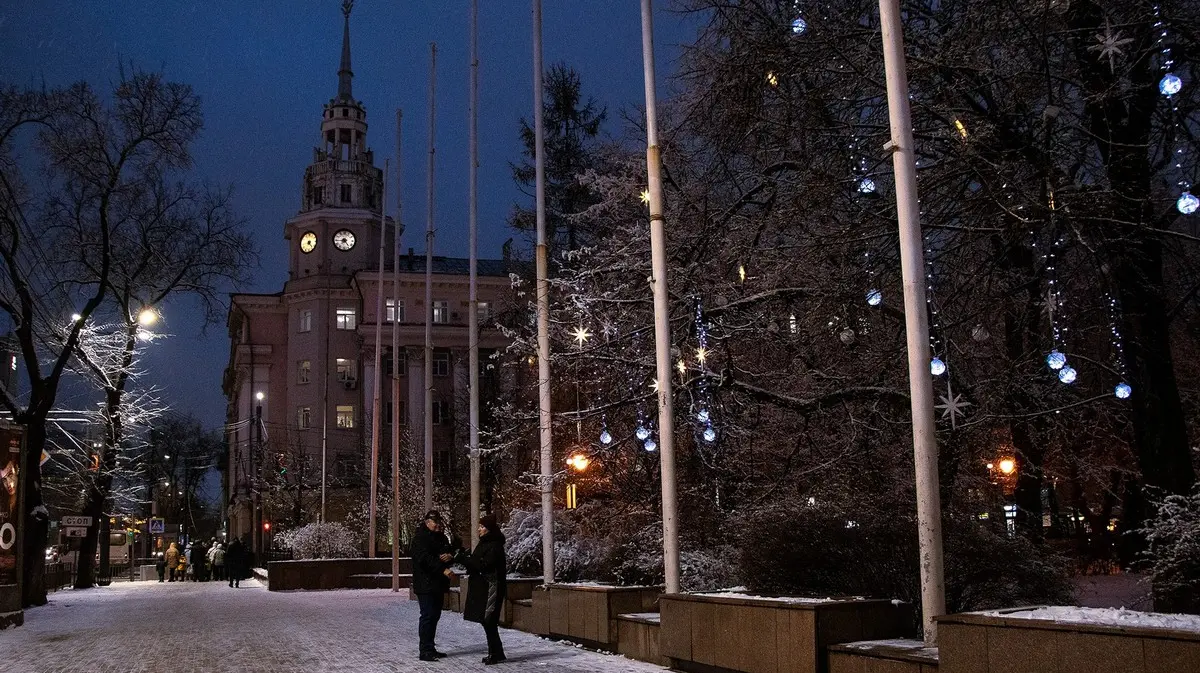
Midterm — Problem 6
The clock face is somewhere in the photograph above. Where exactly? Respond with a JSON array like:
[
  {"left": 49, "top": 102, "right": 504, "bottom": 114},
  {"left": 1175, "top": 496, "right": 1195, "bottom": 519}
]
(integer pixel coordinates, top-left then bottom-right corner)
[
  {"left": 333, "top": 229, "right": 356, "bottom": 251},
  {"left": 299, "top": 231, "right": 317, "bottom": 253}
]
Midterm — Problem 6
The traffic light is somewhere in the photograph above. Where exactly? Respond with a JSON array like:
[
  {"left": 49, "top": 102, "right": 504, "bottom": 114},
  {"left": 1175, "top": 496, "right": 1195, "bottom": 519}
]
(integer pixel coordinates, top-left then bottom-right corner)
[{"left": 263, "top": 522, "right": 271, "bottom": 532}]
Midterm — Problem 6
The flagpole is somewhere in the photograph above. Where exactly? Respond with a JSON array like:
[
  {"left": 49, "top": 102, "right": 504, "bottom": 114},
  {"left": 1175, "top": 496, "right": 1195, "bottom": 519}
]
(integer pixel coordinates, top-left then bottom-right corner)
[
  {"left": 424, "top": 42, "right": 437, "bottom": 513},
  {"left": 392, "top": 109, "right": 403, "bottom": 592},
  {"left": 878, "top": 0, "right": 946, "bottom": 644},
  {"left": 532, "top": 0, "right": 554, "bottom": 586},
  {"left": 637, "top": 0, "right": 680, "bottom": 595},
  {"left": 468, "top": 0, "right": 482, "bottom": 549},
  {"left": 369, "top": 160, "right": 389, "bottom": 558}
]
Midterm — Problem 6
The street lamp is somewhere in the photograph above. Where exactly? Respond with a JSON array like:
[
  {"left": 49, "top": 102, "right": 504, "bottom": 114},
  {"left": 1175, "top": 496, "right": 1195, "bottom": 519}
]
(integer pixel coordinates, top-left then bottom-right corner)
[
  {"left": 137, "top": 308, "right": 158, "bottom": 326},
  {"left": 566, "top": 454, "right": 590, "bottom": 472},
  {"left": 998, "top": 458, "right": 1016, "bottom": 475},
  {"left": 255, "top": 391, "right": 265, "bottom": 402}
]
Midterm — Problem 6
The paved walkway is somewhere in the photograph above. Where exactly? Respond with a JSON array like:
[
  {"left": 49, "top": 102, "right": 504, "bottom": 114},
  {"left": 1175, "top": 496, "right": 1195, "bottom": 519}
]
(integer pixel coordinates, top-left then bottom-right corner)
[{"left": 2, "top": 580, "right": 668, "bottom": 673}]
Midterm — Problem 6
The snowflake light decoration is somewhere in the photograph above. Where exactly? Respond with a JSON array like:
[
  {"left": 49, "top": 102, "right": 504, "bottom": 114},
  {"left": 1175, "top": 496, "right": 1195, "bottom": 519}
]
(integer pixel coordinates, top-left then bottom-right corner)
[{"left": 1087, "top": 22, "right": 1133, "bottom": 73}]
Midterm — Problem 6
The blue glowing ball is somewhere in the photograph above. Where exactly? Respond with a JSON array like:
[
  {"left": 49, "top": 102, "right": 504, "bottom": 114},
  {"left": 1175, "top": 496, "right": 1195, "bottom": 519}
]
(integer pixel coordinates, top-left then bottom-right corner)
[
  {"left": 635, "top": 425, "right": 650, "bottom": 441},
  {"left": 643, "top": 438, "right": 657, "bottom": 452},
  {"left": 697, "top": 409, "right": 710, "bottom": 423},
  {"left": 599, "top": 429, "right": 612, "bottom": 445},
  {"left": 1115, "top": 382, "right": 1132, "bottom": 399},
  {"left": 1177, "top": 192, "right": 1199, "bottom": 215},
  {"left": 1058, "top": 366, "right": 1077, "bottom": 384},
  {"left": 1160, "top": 73, "right": 1182, "bottom": 97},
  {"left": 791, "top": 17, "right": 807, "bottom": 34},
  {"left": 858, "top": 178, "right": 876, "bottom": 194},
  {"left": 930, "top": 357, "right": 946, "bottom": 376},
  {"left": 866, "top": 289, "right": 883, "bottom": 306},
  {"left": 703, "top": 426, "right": 716, "bottom": 443},
  {"left": 1046, "top": 350, "right": 1067, "bottom": 371}
]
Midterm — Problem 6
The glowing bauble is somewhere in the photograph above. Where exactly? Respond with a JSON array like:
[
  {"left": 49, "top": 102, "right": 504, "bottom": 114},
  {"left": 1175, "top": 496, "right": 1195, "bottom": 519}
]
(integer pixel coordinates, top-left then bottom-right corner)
[
  {"left": 839, "top": 328, "right": 856, "bottom": 345},
  {"left": 791, "top": 17, "right": 807, "bottom": 34},
  {"left": 1115, "top": 382, "right": 1132, "bottom": 399},
  {"left": 643, "top": 438, "right": 657, "bottom": 452},
  {"left": 1177, "top": 192, "right": 1199, "bottom": 215},
  {"left": 1160, "top": 73, "right": 1182, "bottom": 97},
  {"left": 930, "top": 357, "right": 946, "bottom": 376},
  {"left": 858, "top": 178, "right": 876, "bottom": 194},
  {"left": 599, "top": 429, "right": 612, "bottom": 445},
  {"left": 635, "top": 425, "right": 650, "bottom": 441},
  {"left": 703, "top": 425, "right": 717, "bottom": 443},
  {"left": 1058, "top": 366, "right": 1077, "bottom": 384},
  {"left": 697, "top": 409, "right": 710, "bottom": 423},
  {"left": 1046, "top": 350, "right": 1067, "bottom": 371},
  {"left": 866, "top": 289, "right": 882, "bottom": 306}
]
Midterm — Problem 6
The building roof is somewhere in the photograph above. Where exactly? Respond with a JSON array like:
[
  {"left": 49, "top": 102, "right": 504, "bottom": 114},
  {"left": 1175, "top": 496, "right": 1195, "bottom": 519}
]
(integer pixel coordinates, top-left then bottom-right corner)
[{"left": 392, "top": 255, "right": 510, "bottom": 277}]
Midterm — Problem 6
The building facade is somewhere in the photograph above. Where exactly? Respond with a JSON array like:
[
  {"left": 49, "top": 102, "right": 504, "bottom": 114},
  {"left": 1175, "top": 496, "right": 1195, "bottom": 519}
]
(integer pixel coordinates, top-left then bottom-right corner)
[{"left": 222, "top": 5, "right": 511, "bottom": 549}]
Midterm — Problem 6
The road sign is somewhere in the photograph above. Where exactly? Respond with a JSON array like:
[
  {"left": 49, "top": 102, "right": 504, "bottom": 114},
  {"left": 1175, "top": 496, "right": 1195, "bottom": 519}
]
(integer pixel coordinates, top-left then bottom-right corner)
[
  {"left": 64, "top": 526, "right": 88, "bottom": 538},
  {"left": 40, "top": 449, "right": 50, "bottom": 466},
  {"left": 61, "top": 515, "right": 92, "bottom": 527},
  {"left": 148, "top": 518, "right": 165, "bottom": 534}
]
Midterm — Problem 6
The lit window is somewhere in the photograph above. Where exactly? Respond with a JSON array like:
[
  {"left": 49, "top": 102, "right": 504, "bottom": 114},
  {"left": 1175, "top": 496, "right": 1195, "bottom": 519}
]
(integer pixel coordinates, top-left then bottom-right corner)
[
  {"left": 336, "top": 405, "right": 355, "bottom": 429},
  {"left": 386, "top": 298, "right": 404, "bottom": 323},
  {"left": 433, "top": 400, "right": 448, "bottom": 425},
  {"left": 433, "top": 351, "right": 450, "bottom": 378},
  {"left": 297, "top": 406, "right": 311, "bottom": 429},
  {"left": 477, "top": 301, "right": 492, "bottom": 323},
  {"left": 298, "top": 360, "right": 311, "bottom": 384},
  {"left": 336, "top": 358, "right": 356, "bottom": 382},
  {"left": 433, "top": 300, "right": 450, "bottom": 324},
  {"left": 336, "top": 308, "right": 356, "bottom": 330},
  {"left": 298, "top": 310, "right": 312, "bottom": 333}
]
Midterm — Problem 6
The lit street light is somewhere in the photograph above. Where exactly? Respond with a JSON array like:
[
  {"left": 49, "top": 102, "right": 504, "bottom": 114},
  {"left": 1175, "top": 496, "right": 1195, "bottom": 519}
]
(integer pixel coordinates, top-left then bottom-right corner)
[
  {"left": 137, "top": 308, "right": 158, "bottom": 326},
  {"left": 566, "top": 454, "right": 590, "bottom": 472}
]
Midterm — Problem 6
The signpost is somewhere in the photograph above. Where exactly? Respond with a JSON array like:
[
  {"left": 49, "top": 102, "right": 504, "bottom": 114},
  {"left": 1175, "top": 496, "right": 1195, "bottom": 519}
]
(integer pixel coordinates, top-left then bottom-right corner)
[
  {"left": 149, "top": 518, "right": 164, "bottom": 534},
  {"left": 63, "top": 527, "right": 88, "bottom": 538},
  {"left": 61, "top": 516, "right": 92, "bottom": 528}
]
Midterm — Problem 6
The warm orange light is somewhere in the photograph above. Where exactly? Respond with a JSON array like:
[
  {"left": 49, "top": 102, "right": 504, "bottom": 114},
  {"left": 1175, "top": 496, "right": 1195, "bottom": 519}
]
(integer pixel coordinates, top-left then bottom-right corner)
[
  {"left": 566, "top": 454, "right": 590, "bottom": 472},
  {"left": 263, "top": 522, "right": 271, "bottom": 531},
  {"left": 998, "top": 458, "right": 1016, "bottom": 475}
]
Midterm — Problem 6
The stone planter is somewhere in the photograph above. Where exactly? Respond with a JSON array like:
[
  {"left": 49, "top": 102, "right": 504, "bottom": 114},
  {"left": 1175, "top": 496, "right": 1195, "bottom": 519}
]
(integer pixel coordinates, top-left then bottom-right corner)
[
  {"left": 936, "top": 606, "right": 1200, "bottom": 673},
  {"left": 547, "top": 583, "right": 662, "bottom": 649},
  {"left": 511, "top": 585, "right": 551, "bottom": 636},
  {"left": 267, "top": 557, "right": 412, "bottom": 591},
  {"left": 660, "top": 593, "right": 907, "bottom": 673},
  {"left": 829, "top": 639, "right": 938, "bottom": 673},
  {"left": 617, "top": 612, "right": 669, "bottom": 667}
]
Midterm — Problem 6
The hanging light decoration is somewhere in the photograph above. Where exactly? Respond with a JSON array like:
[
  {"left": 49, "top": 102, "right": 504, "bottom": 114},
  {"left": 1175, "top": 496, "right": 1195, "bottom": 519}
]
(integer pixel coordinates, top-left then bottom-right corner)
[
  {"left": 643, "top": 437, "right": 658, "bottom": 452},
  {"left": 635, "top": 424, "right": 650, "bottom": 441},
  {"left": 930, "top": 357, "right": 947, "bottom": 376},
  {"left": 703, "top": 424, "right": 716, "bottom": 443},
  {"left": 696, "top": 408, "right": 710, "bottom": 423},
  {"left": 599, "top": 428, "right": 612, "bottom": 445},
  {"left": 1114, "top": 382, "right": 1132, "bottom": 399},
  {"left": 857, "top": 178, "right": 876, "bottom": 194},
  {"left": 866, "top": 289, "right": 882, "bottom": 306},
  {"left": 1177, "top": 192, "right": 1198, "bottom": 214},
  {"left": 1046, "top": 350, "right": 1067, "bottom": 371},
  {"left": 791, "top": 17, "right": 808, "bottom": 34},
  {"left": 1058, "top": 366, "right": 1077, "bottom": 384},
  {"left": 1160, "top": 73, "right": 1182, "bottom": 96}
]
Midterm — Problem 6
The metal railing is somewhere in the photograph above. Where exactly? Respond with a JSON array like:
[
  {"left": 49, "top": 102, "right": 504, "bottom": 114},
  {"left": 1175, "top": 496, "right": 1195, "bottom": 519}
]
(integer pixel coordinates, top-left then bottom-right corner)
[{"left": 44, "top": 562, "right": 75, "bottom": 592}]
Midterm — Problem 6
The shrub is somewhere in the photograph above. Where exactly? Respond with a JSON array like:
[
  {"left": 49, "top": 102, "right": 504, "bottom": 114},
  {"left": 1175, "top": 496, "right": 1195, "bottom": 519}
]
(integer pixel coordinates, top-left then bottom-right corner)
[
  {"left": 276, "top": 522, "right": 361, "bottom": 560},
  {"left": 1141, "top": 485, "right": 1200, "bottom": 614}
]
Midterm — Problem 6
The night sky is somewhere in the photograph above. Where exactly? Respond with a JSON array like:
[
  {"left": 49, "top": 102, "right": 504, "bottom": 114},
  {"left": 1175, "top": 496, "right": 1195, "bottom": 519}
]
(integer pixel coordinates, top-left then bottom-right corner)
[{"left": 1, "top": 1, "right": 700, "bottom": 429}]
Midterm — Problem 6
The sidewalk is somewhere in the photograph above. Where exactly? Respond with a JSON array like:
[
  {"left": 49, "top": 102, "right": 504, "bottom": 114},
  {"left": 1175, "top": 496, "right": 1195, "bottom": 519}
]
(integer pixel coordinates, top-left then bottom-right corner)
[{"left": 1, "top": 579, "right": 668, "bottom": 673}]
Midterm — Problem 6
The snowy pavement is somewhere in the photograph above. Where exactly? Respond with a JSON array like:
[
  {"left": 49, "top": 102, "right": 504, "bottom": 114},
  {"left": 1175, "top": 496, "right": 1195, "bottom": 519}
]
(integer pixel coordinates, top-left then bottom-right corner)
[{"left": 1, "top": 580, "right": 669, "bottom": 673}]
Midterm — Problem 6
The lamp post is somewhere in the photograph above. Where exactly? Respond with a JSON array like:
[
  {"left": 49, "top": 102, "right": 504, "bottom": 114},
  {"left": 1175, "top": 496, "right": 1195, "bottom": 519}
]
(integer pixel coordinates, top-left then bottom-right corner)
[{"left": 254, "top": 391, "right": 264, "bottom": 562}]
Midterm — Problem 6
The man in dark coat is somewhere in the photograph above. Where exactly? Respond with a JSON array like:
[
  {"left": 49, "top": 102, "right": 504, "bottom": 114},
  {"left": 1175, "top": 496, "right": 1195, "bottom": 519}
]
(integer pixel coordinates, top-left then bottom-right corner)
[
  {"left": 458, "top": 514, "right": 507, "bottom": 665},
  {"left": 411, "top": 510, "right": 454, "bottom": 661},
  {"left": 226, "top": 536, "right": 246, "bottom": 588}
]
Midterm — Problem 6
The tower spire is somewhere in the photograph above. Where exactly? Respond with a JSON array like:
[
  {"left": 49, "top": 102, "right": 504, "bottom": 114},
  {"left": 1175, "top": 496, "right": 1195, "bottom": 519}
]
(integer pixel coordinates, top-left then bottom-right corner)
[{"left": 337, "top": 0, "right": 354, "bottom": 102}]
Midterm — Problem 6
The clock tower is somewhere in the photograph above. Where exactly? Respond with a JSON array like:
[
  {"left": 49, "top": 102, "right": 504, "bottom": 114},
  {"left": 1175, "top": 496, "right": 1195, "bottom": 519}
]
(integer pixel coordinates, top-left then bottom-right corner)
[{"left": 285, "top": 0, "right": 391, "bottom": 283}]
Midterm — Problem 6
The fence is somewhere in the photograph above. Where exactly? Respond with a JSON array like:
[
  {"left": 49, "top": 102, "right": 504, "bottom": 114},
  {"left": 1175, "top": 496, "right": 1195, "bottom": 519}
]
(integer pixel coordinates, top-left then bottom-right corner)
[{"left": 44, "top": 562, "right": 75, "bottom": 592}]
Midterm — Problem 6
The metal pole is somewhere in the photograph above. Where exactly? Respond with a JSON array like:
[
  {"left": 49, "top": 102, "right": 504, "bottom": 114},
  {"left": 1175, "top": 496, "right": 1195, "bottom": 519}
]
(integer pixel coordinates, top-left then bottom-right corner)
[
  {"left": 321, "top": 301, "right": 330, "bottom": 522},
  {"left": 468, "top": 0, "right": 482, "bottom": 550},
  {"left": 392, "top": 108, "right": 403, "bottom": 592},
  {"left": 532, "top": 0, "right": 554, "bottom": 586},
  {"left": 369, "top": 161, "right": 389, "bottom": 558},
  {"left": 253, "top": 403, "right": 261, "bottom": 561},
  {"left": 637, "top": 0, "right": 680, "bottom": 595},
  {"left": 878, "top": 0, "right": 946, "bottom": 644},
  {"left": 424, "top": 43, "right": 437, "bottom": 514}
]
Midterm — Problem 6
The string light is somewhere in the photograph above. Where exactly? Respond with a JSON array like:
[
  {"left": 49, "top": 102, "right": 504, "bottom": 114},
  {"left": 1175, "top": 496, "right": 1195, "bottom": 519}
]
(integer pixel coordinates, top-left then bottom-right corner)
[
  {"left": 1154, "top": 7, "right": 1194, "bottom": 214},
  {"left": 926, "top": 241, "right": 946, "bottom": 377},
  {"left": 1042, "top": 202, "right": 1073, "bottom": 382},
  {"left": 1107, "top": 295, "right": 1132, "bottom": 399}
]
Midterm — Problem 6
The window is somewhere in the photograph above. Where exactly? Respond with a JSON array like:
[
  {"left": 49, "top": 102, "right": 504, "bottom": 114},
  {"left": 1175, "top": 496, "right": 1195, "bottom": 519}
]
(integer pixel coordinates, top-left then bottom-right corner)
[
  {"left": 336, "top": 405, "right": 355, "bottom": 429},
  {"left": 336, "top": 358, "right": 356, "bottom": 382},
  {"left": 433, "top": 351, "right": 450, "bottom": 378},
  {"left": 432, "top": 400, "right": 448, "bottom": 425},
  {"left": 298, "top": 310, "right": 312, "bottom": 333},
  {"left": 341, "top": 108, "right": 349, "bottom": 117},
  {"left": 298, "top": 360, "right": 311, "bottom": 384},
  {"left": 432, "top": 300, "right": 450, "bottom": 324},
  {"left": 312, "top": 186, "right": 324, "bottom": 205},
  {"left": 434, "top": 449, "right": 452, "bottom": 475},
  {"left": 477, "top": 301, "right": 492, "bottom": 323},
  {"left": 336, "top": 308, "right": 356, "bottom": 330},
  {"left": 383, "top": 348, "right": 406, "bottom": 377},
  {"left": 385, "top": 298, "right": 404, "bottom": 323},
  {"left": 340, "top": 184, "right": 352, "bottom": 203},
  {"left": 297, "top": 406, "right": 311, "bottom": 430}
]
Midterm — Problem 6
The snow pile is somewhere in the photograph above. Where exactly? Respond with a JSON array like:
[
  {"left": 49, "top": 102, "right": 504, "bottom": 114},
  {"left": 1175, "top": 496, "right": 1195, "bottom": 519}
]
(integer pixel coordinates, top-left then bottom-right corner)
[
  {"left": 694, "top": 591, "right": 840, "bottom": 604},
  {"left": 841, "top": 639, "right": 938, "bottom": 660},
  {"left": 984, "top": 606, "right": 1200, "bottom": 632},
  {"left": 275, "top": 522, "right": 360, "bottom": 559}
]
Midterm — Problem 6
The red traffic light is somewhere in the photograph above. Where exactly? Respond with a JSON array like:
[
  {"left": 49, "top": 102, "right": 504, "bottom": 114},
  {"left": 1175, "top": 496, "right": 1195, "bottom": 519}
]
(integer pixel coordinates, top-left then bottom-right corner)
[{"left": 263, "top": 522, "right": 271, "bottom": 531}]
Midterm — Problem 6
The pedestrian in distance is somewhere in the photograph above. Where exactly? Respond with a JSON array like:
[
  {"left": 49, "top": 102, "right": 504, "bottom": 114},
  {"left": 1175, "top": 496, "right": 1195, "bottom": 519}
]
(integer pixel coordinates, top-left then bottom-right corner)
[
  {"left": 226, "top": 536, "right": 246, "bottom": 588},
  {"left": 184, "top": 543, "right": 194, "bottom": 581},
  {"left": 457, "top": 514, "right": 508, "bottom": 665},
  {"left": 155, "top": 552, "right": 166, "bottom": 582},
  {"left": 411, "top": 510, "right": 455, "bottom": 662},
  {"left": 192, "top": 540, "right": 208, "bottom": 581},
  {"left": 209, "top": 542, "right": 225, "bottom": 582},
  {"left": 164, "top": 542, "right": 180, "bottom": 582}
]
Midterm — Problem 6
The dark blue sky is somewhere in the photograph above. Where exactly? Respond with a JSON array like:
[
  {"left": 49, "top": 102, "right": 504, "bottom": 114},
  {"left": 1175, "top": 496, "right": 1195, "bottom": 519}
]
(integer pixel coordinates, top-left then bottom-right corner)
[{"left": 1, "top": 1, "right": 700, "bottom": 429}]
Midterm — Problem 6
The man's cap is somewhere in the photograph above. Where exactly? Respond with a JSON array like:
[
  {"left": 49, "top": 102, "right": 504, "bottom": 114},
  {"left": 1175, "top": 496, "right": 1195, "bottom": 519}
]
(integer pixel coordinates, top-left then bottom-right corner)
[{"left": 424, "top": 509, "right": 442, "bottom": 522}]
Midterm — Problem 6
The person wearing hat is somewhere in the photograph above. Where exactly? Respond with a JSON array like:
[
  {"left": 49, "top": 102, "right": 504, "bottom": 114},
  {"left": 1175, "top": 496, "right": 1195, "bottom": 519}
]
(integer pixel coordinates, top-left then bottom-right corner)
[
  {"left": 411, "top": 510, "right": 455, "bottom": 661},
  {"left": 456, "top": 513, "right": 508, "bottom": 665}
]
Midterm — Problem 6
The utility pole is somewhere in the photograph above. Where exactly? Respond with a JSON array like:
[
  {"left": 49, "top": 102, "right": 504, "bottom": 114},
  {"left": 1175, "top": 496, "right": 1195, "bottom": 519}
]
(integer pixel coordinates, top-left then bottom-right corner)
[
  {"left": 468, "top": 0, "right": 481, "bottom": 549},
  {"left": 392, "top": 108, "right": 404, "bottom": 592},
  {"left": 369, "top": 161, "right": 389, "bottom": 558},
  {"left": 532, "top": 0, "right": 555, "bottom": 586},
  {"left": 253, "top": 394, "right": 263, "bottom": 562},
  {"left": 878, "top": 0, "right": 946, "bottom": 645},
  {"left": 424, "top": 43, "right": 437, "bottom": 513},
  {"left": 637, "top": 0, "right": 680, "bottom": 595}
]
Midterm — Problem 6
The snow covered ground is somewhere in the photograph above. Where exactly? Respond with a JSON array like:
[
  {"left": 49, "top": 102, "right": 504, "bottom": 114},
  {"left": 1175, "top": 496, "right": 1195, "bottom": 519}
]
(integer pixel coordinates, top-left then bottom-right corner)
[{"left": 0, "top": 579, "right": 669, "bottom": 673}]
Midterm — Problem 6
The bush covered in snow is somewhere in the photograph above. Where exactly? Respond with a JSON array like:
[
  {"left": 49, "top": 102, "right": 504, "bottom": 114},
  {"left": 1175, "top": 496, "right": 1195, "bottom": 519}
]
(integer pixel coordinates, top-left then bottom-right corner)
[
  {"left": 1141, "top": 485, "right": 1200, "bottom": 613},
  {"left": 276, "top": 522, "right": 361, "bottom": 560}
]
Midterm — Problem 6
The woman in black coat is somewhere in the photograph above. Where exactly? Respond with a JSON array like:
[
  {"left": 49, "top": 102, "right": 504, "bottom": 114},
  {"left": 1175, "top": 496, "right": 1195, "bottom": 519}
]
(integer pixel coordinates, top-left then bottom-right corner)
[{"left": 457, "top": 514, "right": 507, "bottom": 665}]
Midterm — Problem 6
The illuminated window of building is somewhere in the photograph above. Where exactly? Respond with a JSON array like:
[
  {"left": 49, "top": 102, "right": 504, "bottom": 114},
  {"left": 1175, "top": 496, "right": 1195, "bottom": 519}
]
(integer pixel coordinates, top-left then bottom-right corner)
[
  {"left": 336, "top": 405, "right": 355, "bottom": 429},
  {"left": 336, "top": 308, "right": 356, "bottom": 330},
  {"left": 298, "top": 360, "right": 311, "bottom": 384}
]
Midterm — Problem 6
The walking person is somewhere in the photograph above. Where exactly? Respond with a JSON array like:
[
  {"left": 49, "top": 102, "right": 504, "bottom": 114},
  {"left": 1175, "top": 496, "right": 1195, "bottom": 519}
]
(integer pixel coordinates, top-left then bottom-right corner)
[
  {"left": 164, "top": 542, "right": 180, "bottom": 582},
  {"left": 226, "top": 536, "right": 246, "bottom": 588},
  {"left": 411, "top": 510, "right": 454, "bottom": 662},
  {"left": 209, "top": 542, "right": 225, "bottom": 582},
  {"left": 457, "top": 514, "right": 508, "bottom": 665},
  {"left": 155, "top": 551, "right": 166, "bottom": 582},
  {"left": 192, "top": 540, "right": 207, "bottom": 581}
]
